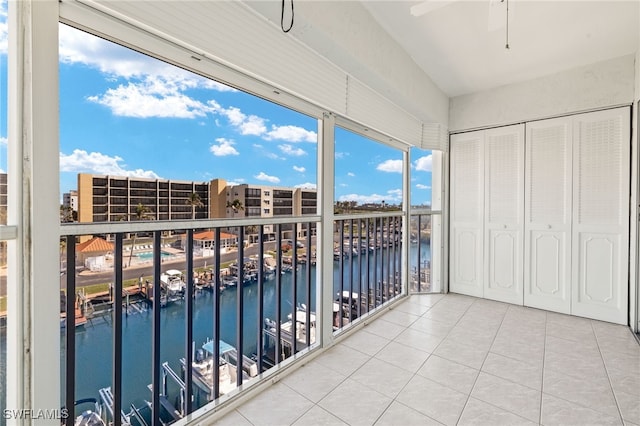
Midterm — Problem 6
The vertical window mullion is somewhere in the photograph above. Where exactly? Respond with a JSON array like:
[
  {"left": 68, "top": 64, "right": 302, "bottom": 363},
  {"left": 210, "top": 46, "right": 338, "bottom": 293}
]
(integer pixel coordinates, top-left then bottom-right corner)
[
  {"left": 151, "top": 231, "right": 162, "bottom": 426},
  {"left": 184, "top": 229, "right": 194, "bottom": 414},
  {"left": 112, "top": 233, "right": 123, "bottom": 426},
  {"left": 275, "top": 224, "right": 282, "bottom": 363},
  {"left": 257, "top": 225, "right": 264, "bottom": 373},
  {"left": 305, "top": 222, "right": 312, "bottom": 347},
  {"left": 213, "top": 228, "right": 221, "bottom": 399},
  {"left": 236, "top": 226, "right": 244, "bottom": 386},
  {"left": 64, "top": 235, "right": 76, "bottom": 426}
]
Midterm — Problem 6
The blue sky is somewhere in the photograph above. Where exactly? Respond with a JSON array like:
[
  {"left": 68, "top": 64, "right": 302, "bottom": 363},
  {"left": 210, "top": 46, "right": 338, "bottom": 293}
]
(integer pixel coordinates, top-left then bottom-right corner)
[{"left": 0, "top": 12, "right": 433, "bottom": 206}]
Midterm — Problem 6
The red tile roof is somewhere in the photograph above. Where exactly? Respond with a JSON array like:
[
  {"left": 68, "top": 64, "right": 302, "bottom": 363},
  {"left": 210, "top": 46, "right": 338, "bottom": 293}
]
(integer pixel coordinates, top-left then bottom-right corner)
[
  {"left": 193, "top": 230, "right": 237, "bottom": 241},
  {"left": 76, "top": 237, "right": 114, "bottom": 253}
]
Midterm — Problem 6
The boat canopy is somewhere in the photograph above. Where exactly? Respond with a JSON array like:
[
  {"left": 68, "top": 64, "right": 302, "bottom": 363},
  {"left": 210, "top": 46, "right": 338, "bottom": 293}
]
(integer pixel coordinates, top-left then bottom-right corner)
[{"left": 202, "top": 340, "right": 234, "bottom": 355}]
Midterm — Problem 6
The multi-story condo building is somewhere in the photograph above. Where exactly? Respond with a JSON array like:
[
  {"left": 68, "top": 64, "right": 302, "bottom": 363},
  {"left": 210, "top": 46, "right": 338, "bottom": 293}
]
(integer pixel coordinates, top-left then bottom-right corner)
[
  {"left": 62, "top": 190, "right": 78, "bottom": 212},
  {"left": 77, "top": 174, "right": 210, "bottom": 223},
  {"left": 211, "top": 179, "right": 317, "bottom": 239},
  {"left": 0, "top": 173, "right": 6, "bottom": 224},
  {"left": 76, "top": 175, "right": 317, "bottom": 233}
]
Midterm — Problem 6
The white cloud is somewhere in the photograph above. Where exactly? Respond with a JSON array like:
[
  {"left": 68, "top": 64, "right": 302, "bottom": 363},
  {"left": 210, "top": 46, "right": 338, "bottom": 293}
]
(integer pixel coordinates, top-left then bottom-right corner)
[
  {"left": 240, "top": 115, "right": 268, "bottom": 136},
  {"left": 294, "top": 182, "right": 316, "bottom": 189},
  {"left": 265, "top": 125, "right": 317, "bottom": 143},
  {"left": 338, "top": 193, "right": 388, "bottom": 204},
  {"left": 88, "top": 80, "right": 213, "bottom": 118},
  {"left": 279, "top": 144, "right": 306, "bottom": 156},
  {"left": 212, "top": 106, "right": 315, "bottom": 143},
  {"left": 201, "top": 79, "right": 237, "bottom": 92},
  {"left": 339, "top": 183, "right": 348, "bottom": 187},
  {"left": 347, "top": 172, "right": 355, "bottom": 177},
  {"left": 226, "top": 180, "right": 245, "bottom": 186},
  {"left": 59, "top": 24, "right": 234, "bottom": 93},
  {"left": 338, "top": 188, "right": 402, "bottom": 204},
  {"left": 210, "top": 138, "right": 239, "bottom": 156},
  {"left": 0, "top": 2, "right": 6, "bottom": 54},
  {"left": 414, "top": 155, "right": 432, "bottom": 172},
  {"left": 255, "top": 172, "right": 280, "bottom": 183},
  {"left": 293, "top": 166, "right": 306, "bottom": 173},
  {"left": 212, "top": 105, "right": 267, "bottom": 136},
  {"left": 0, "top": 136, "right": 7, "bottom": 145},
  {"left": 265, "top": 152, "right": 282, "bottom": 160},
  {"left": 416, "top": 183, "right": 431, "bottom": 189},
  {"left": 60, "top": 149, "right": 160, "bottom": 178},
  {"left": 220, "top": 106, "right": 244, "bottom": 126},
  {"left": 335, "top": 152, "right": 349, "bottom": 159},
  {"left": 387, "top": 189, "right": 402, "bottom": 198},
  {"left": 59, "top": 25, "right": 235, "bottom": 119},
  {"left": 377, "top": 159, "right": 403, "bottom": 173}
]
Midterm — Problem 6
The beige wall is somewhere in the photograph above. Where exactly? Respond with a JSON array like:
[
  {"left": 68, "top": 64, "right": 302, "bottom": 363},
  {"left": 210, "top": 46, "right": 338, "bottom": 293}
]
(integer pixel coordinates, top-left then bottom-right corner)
[
  {"left": 77, "top": 173, "right": 93, "bottom": 224},
  {"left": 209, "top": 178, "right": 227, "bottom": 219}
]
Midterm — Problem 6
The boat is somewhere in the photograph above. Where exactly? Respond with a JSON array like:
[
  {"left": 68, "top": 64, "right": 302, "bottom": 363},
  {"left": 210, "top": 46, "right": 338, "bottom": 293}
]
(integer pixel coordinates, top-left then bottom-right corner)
[
  {"left": 160, "top": 269, "right": 186, "bottom": 296},
  {"left": 73, "top": 398, "right": 107, "bottom": 426},
  {"left": 263, "top": 304, "right": 316, "bottom": 367},
  {"left": 181, "top": 340, "right": 258, "bottom": 400},
  {"left": 221, "top": 275, "right": 238, "bottom": 287},
  {"left": 333, "top": 291, "right": 361, "bottom": 329}
]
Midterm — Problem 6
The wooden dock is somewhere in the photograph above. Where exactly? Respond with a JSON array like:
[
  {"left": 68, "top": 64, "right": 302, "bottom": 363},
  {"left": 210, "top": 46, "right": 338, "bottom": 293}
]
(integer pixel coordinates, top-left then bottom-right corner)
[{"left": 60, "top": 307, "right": 88, "bottom": 327}]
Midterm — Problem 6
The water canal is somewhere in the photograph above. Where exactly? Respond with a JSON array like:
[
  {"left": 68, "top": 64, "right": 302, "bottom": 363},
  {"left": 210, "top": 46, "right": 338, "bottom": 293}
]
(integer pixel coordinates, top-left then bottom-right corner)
[{"left": 0, "top": 243, "right": 430, "bottom": 421}]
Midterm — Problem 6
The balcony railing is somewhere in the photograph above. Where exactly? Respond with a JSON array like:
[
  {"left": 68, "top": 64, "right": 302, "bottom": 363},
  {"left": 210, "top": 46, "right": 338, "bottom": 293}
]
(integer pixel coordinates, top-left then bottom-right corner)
[
  {"left": 409, "top": 212, "right": 439, "bottom": 294},
  {"left": 331, "top": 214, "right": 404, "bottom": 332},
  {"left": 58, "top": 212, "right": 435, "bottom": 425}
]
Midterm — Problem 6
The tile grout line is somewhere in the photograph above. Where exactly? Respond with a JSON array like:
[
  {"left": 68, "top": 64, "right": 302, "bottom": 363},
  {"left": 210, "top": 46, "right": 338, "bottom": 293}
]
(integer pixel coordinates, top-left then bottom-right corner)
[
  {"left": 371, "top": 294, "right": 449, "bottom": 425},
  {"left": 539, "top": 310, "right": 548, "bottom": 425},
  {"left": 372, "top": 294, "right": 470, "bottom": 426},
  {"left": 452, "top": 298, "right": 509, "bottom": 426},
  {"left": 590, "top": 320, "right": 627, "bottom": 426},
  {"left": 313, "top": 294, "right": 444, "bottom": 426}
]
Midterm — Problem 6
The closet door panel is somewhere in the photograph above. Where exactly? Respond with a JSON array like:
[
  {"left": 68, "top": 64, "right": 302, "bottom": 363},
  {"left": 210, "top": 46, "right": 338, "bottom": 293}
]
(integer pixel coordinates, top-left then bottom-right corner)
[
  {"left": 524, "top": 117, "right": 572, "bottom": 314},
  {"left": 572, "top": 107, "right": 630, "bottom": 324},
  {"left": 450, "top": 131, "right": 484, "bottom": 297},
  {"left": 484, "top": 125, "right": 524, "bottom": 304}
]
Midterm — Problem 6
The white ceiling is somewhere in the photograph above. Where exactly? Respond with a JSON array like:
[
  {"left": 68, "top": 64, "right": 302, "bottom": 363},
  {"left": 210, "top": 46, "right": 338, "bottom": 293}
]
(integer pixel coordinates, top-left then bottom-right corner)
[{"left": 361, "top": 1, "right": 640, "bottom": 97}]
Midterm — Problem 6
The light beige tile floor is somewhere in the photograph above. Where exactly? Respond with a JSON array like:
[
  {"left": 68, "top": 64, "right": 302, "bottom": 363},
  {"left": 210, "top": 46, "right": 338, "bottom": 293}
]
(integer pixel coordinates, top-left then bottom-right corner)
[{"left": 213, "top": 294, "right": 640, "bottom": 426}]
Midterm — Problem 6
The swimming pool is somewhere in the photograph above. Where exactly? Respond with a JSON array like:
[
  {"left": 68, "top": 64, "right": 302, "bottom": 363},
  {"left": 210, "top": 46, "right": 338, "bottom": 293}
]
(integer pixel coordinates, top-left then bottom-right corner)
[{"left": 136, "top": 251, "right": 173, "bottom": 260}]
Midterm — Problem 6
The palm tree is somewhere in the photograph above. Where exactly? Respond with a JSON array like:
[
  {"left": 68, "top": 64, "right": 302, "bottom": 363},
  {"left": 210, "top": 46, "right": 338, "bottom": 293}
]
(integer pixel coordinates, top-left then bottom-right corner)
[
  {"left": 60, "top": 205, "right": 73, "bottom": 223},
  {"left": 186, "top": 192, "right": 204, "bottom": 220},
  {"left": 226, "top": 199, "right": 244, "bottom": 215},
  {"left": 59, "top": 238, "right": 66, "bottom": 272},
  {"left": 246, "top": 224, "right": 259, "bottom": 243},
  {"left": 128, "top": 203, "right": 153, "bottom": 267}
]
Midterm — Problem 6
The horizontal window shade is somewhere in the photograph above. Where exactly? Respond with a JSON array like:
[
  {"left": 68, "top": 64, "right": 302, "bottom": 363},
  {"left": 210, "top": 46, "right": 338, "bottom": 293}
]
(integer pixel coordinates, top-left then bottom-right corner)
[
  {"left": 65, "top": 0, "right": 447, "bottom": 151},
  {"left": 347, "top": 78, "right": 422, "bottom": 147},
  {"left": 422, "top": 123, "right": 449, "bottom": 151}
]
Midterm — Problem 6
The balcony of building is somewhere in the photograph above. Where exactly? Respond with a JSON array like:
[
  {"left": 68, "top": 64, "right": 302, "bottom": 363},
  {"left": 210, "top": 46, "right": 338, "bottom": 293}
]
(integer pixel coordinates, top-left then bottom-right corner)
[
  {"left": 55, "top": 211, "right": 440, "bottom": 425},
  {"left": 1, "top": 1, "right": 639, "bottom": 426}
]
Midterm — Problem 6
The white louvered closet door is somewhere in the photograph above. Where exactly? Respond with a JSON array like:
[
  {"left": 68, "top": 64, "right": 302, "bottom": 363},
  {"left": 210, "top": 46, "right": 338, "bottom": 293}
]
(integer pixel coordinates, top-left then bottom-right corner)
[
  {"left": 484, "top": 125, "right": 525, "bottom": 304},
  {"left": 524, "top": 118, "right": 573, "bottom": 314},
  {"left": 450, "top": 131, "right": 485, "bottom": 297},
  {"left": 571, "top": 108, "right": 630, "bottom": 324}
]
